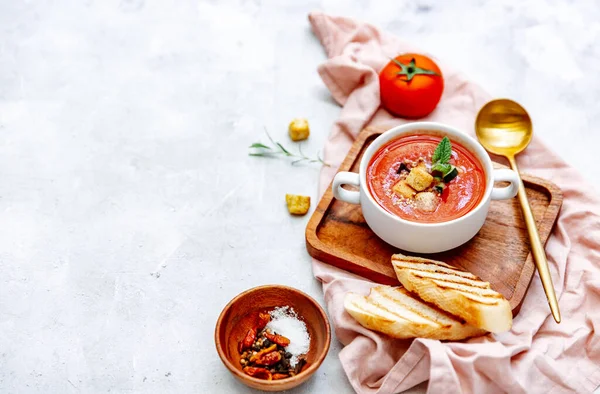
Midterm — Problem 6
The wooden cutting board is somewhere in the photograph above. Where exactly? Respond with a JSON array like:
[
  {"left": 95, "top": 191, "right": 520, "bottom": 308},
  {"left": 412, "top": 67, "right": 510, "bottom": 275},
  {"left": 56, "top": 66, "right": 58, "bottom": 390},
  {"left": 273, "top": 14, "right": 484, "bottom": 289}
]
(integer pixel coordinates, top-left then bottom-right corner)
[{"left": 305, "top": 126, "right": 563, "bottom": 315}]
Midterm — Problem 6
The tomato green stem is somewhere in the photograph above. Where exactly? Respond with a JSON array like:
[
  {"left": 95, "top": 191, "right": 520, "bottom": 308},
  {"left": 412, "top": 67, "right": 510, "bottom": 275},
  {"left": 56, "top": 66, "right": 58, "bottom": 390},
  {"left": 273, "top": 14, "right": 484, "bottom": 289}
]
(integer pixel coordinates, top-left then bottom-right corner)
[{"left": 391, "top": 57, "right": 439, "bottom": 82}]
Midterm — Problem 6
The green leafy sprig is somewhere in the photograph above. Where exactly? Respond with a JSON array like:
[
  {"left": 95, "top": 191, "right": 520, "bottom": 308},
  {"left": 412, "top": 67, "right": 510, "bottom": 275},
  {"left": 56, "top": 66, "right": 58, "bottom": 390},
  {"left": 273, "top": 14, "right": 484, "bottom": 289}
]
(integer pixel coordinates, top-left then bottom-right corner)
[
  {"left": 249, "top": 129, "right": 330, "bottom": 167},
  {"left": 432, "top": 136, "right": 452, "bottom": 164},
  {"left": 431, "top": 136, "right": 458, "bottom": 182}
]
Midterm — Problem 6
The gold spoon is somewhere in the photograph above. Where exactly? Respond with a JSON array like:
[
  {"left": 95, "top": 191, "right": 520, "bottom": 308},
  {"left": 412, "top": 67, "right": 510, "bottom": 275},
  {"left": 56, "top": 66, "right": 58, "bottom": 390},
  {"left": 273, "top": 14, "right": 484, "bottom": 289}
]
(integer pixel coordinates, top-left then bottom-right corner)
[{"left": 475, "top": 99, "right": 561, "bottom": 323}]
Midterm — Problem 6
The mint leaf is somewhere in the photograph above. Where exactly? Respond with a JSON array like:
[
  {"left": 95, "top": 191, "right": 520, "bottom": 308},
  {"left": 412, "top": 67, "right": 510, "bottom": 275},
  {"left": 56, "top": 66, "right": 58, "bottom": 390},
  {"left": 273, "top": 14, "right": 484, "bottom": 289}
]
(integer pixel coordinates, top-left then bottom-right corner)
[
  {"left": 431, "top": 162, "right": 452, "bottom": 176},
  {"left": 432, "top": 136, "right": 452, "bottom": 164}
]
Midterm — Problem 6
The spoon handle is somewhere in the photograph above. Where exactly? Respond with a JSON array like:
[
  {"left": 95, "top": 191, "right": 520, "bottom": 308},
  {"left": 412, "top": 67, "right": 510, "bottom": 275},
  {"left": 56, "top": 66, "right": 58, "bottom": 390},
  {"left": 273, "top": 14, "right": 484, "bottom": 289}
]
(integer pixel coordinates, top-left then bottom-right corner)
[{"left": 508, "top": 156, "right": 561, "bottom": 323}]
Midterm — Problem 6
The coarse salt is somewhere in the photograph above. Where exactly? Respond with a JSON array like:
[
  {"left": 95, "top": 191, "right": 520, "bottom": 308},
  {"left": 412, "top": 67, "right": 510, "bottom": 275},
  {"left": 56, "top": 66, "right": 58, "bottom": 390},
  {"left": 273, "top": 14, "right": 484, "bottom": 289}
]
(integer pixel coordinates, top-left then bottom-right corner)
[{"left": 266, "top": 306, "right": 310, "bottom": 367}]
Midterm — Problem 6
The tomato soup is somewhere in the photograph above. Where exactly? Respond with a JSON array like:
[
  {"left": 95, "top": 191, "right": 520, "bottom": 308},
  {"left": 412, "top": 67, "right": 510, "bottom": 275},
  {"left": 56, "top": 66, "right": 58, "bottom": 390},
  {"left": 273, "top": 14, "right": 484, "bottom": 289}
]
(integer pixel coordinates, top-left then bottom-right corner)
[{"left": 366, "top": 134, "right": 486, "bottom": 223}]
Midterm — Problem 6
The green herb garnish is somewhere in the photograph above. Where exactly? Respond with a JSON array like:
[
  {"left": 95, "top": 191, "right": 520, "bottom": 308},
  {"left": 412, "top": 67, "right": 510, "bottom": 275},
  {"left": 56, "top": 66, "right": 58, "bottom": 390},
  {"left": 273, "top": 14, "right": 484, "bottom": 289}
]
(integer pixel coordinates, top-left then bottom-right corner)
[
  {"left": 249, "top": 129, "right": 330, "bottom": 167},
  {"left": 431, "top": 136, "right": 457, "bottom": 181},
  {"left": 432, "top": 136, "right": 452, "bottom": 164},
  {"left": 431, "top": 162, "right": 452, "bottom": 176}
]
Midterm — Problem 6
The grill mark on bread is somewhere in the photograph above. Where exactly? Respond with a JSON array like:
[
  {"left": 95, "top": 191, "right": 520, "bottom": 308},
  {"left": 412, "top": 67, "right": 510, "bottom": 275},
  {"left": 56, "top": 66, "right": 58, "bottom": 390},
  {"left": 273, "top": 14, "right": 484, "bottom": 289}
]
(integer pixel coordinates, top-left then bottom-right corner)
[
  {"left": 397, "top": 261, "right": 503, "bottom": 305},
  {"left": 392, "top": 255, "right": 456, "bottom": 269},
  {"left": 392, "top": 288, "right": 462, "bottom": 329},
  {"left": 404, "top": 273, "right": 502, "bottom": 305},
  {"left": 392, "top": 260, "right": 479, "bottom": 281},
  {"left": 431, "top": 284, "right": 501, "bottom": 305},
  {"left": 375, "top": 286, "right": 483, "bottom": 330},
  {"left": 346, "top": 298, "right": 398, "bottom": 324},
  {"left": 373, "top": 287, "right": 447, "bottom": 328},
  {"left": 369, "top": 288, "right": 434, "bottom": 325},
  {"left": 370, "top": 300, "right": 421, "bottom": 324},
  {"left": 425, "top": 277, "right": 503, "bottom": 298},
  {"left": 409, "top": 270, "right": 491, "bottom": 289},
  {"left": 393, "top": 255, "right": 501, "bottom": 298}
]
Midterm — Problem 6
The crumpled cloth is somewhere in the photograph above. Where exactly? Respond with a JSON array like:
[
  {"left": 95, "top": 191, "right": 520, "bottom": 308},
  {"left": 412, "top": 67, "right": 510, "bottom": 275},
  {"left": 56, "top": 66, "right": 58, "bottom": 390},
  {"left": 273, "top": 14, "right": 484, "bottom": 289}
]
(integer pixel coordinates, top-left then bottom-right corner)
[{"left": 309, "top": 11, "right": 600, "bottom": 394}]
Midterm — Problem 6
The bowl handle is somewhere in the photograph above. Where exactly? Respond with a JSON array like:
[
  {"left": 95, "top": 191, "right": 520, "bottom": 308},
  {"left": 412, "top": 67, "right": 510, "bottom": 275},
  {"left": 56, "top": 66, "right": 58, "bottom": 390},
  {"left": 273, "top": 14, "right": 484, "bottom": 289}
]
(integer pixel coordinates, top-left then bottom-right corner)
[
  {"left": 332, "top": 172, "right": 360, "bottom": 205},
  {"left": 491, "top": 169, "right": 519, "bottom": 200}
]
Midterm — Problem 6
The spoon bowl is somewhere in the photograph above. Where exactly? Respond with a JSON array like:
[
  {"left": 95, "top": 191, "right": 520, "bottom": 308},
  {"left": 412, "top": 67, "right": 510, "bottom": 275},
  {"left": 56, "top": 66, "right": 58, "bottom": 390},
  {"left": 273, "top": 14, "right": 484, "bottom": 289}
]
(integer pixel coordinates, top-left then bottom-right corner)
[{"left": 475, "top": 99, "right": 533, "bottom": 156}]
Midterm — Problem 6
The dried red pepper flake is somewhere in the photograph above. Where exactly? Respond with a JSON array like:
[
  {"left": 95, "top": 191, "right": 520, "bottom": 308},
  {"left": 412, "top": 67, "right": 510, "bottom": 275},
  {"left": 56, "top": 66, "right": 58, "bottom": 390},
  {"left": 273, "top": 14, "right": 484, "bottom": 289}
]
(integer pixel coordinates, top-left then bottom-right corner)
[
  {"left": 264, "top": 332, "right": 290, "bottom": 347},
  {"left": 249, "top": 344, "right": 277, "bottom": 363},
  {"left": 256, "top": 312, "right": 271, "bottom": 330},
  {"left": 254, "top": 351, "right": 282, "bottom": 366},
  {"left": 243, "top": 366, "right": 272, "bottom": 380},
  {"left": 239, "top": 328, "right": 256, "bottom": 352}
]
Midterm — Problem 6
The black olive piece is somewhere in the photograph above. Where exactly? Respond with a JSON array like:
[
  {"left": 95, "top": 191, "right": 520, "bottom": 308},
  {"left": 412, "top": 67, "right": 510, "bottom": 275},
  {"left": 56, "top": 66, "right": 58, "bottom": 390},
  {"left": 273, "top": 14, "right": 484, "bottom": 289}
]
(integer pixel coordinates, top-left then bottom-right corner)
[
  {"left": 263, "top": 339, "right": 271, "bottom": 348},
  {"left": 284, "top": 352, "right": 292, "bottom": 359},
  {"left": 294, "top": 359, "right": 306, "bottom": 374},
  {"left": 397, "top": 162, "right": 409, "bottom": 174}
]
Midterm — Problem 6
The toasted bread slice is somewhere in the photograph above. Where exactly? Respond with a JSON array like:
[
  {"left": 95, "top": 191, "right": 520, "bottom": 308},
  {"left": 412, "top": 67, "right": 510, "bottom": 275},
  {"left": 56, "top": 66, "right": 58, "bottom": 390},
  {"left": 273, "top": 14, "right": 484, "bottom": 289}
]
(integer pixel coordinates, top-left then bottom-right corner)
[
  {"left": 392, "top": 254, "right": 512, "bottom": 333},
  {"left": 344, "top": 285, "right": 485, "bottom": 340}
]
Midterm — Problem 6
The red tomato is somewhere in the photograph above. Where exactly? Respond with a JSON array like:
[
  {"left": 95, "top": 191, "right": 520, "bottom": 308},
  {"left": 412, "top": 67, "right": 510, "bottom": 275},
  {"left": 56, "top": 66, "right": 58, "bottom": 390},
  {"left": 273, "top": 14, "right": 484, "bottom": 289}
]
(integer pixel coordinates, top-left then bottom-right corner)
[{"left": 379, "top": 54, "right": 444, "bottom": 118}]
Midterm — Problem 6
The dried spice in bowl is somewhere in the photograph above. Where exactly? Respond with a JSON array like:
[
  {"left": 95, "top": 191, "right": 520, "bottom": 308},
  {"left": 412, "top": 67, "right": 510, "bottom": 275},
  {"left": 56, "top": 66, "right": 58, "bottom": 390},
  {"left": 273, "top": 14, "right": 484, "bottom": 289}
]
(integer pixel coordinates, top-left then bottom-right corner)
[{"left": 238, "top": 306, "right": 311, "bottom": 380}]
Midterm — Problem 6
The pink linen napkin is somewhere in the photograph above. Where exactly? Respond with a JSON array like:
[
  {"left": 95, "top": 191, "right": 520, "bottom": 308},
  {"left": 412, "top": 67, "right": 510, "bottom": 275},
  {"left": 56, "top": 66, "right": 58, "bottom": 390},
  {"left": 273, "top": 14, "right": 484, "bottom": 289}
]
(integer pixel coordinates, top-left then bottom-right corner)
[{"left": 309, "top": 11, "right": 600, "bottom": 394}]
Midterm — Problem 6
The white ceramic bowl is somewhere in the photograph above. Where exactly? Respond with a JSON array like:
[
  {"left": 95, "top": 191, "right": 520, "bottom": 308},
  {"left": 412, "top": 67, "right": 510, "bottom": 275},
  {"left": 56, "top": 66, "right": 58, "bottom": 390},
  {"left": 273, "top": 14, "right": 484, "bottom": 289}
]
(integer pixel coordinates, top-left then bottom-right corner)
[{"left": 332, "top": 122, "right": 519, "bottom": 253}]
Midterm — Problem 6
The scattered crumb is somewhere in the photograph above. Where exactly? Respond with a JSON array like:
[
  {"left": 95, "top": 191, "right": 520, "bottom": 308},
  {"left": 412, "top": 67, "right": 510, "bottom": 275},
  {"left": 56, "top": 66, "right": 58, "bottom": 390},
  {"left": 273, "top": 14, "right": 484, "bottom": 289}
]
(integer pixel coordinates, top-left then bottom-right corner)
[
  {"left": 285, "top": 194, "right": 310, "bottom": 215},
  {"left": 288, "top": 118, "right": 310, "bottom": 141}
]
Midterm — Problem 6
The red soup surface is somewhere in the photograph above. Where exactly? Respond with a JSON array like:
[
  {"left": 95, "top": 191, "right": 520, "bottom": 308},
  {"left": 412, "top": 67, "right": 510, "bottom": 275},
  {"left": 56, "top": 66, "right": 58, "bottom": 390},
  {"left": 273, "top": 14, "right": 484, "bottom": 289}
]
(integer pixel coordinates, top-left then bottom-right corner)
[{"left": 366, "top": 134, "right": 486, "bottom": 223}]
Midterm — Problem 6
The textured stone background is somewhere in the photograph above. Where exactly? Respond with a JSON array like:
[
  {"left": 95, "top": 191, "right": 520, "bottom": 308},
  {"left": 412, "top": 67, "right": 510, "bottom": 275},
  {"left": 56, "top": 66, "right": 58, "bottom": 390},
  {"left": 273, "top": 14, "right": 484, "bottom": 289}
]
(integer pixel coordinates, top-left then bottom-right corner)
[{"left": 1, "top": 1, "right": 598, "bottom": 393}]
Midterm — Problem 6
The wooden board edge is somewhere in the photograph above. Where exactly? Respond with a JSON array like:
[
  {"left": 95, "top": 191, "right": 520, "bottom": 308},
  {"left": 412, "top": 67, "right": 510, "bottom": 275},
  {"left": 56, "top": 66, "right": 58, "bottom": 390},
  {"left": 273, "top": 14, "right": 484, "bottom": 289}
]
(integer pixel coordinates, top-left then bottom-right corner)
[
  {"left": 306, "top": 235, "right": 399, "bottom": 286},
  {"left": 305, "top": 127, "right": 380, "bottom": 257},
  {"left": 507, "top": 175, "right": 564, "bottom": 313}
]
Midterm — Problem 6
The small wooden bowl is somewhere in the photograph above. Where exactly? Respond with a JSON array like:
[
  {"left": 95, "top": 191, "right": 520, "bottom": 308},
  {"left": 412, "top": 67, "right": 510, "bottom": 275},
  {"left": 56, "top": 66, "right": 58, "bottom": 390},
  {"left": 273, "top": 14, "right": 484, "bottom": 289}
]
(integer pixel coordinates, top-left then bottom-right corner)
[{"left": 215, "top": 285, "right": 331, "bottom": 391}]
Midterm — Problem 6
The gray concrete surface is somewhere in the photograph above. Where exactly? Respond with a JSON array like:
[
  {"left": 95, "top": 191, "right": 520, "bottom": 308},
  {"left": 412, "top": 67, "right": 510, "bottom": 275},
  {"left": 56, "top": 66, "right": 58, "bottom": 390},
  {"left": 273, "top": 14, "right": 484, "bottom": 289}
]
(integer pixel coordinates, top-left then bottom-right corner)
[{"left": 1, "top": 1, "right": 599, "bottom": 393}]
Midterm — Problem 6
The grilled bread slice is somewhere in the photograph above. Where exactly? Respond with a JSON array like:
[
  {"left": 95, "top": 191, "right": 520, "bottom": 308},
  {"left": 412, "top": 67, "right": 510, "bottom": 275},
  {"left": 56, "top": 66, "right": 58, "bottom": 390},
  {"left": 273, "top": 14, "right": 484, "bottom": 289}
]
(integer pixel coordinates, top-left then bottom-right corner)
[
  {"left": 392, "top": 254, "right": 512, "bottom": 333},
  {"left": 344, "top": 285, "right": 486, "bottom": 340}
]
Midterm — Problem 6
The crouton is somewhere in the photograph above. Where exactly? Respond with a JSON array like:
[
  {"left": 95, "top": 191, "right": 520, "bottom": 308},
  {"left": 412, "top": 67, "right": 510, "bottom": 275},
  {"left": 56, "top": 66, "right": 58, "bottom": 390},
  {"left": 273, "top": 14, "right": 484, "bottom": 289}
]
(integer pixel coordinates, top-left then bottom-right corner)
[
  {"left": 415, "top": 192, "right": 438, "bottom": 212},
  {"left": 288, "top": 118, "right": 310, "bottom": 141},
  {"left": 406, "top": 167, "right": 434, "bottom": 191},
  {"left": 286, "top": 194, "right": 310, "bottom": 215},
  {"left": 393, "top": 180, "right": 416, "bottom": 199}
]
